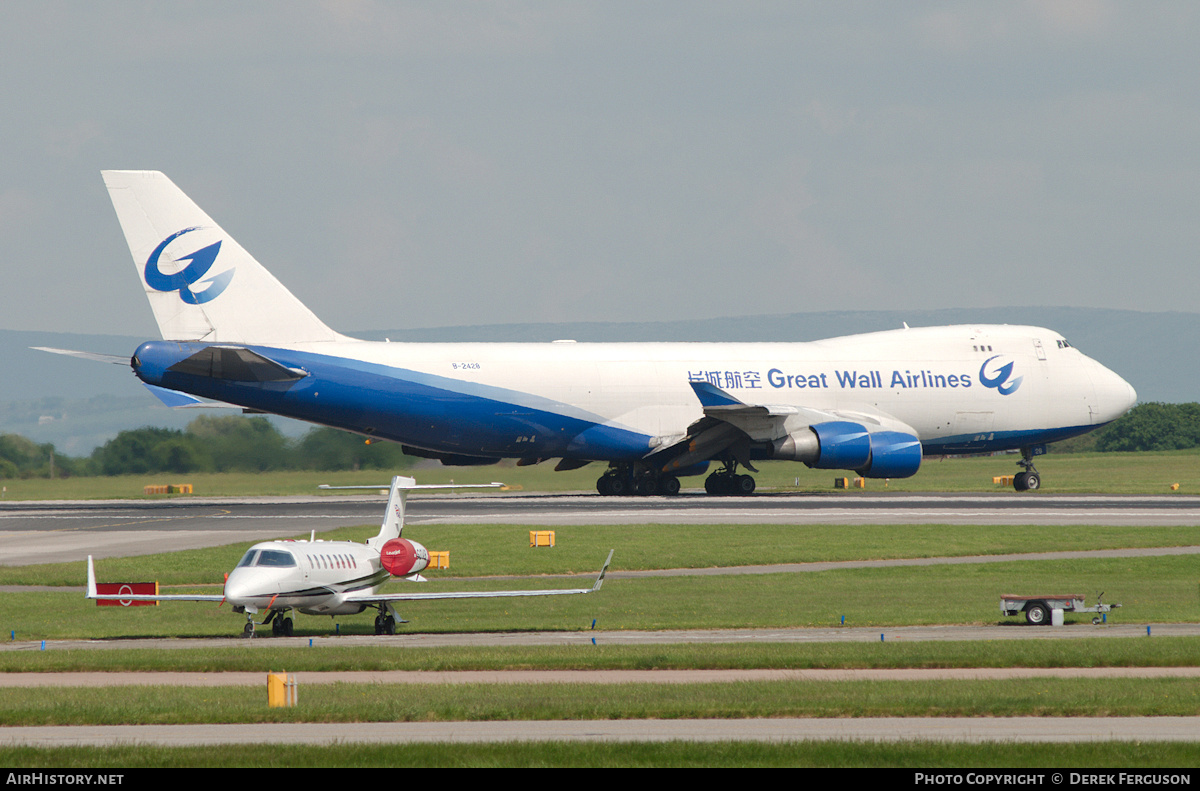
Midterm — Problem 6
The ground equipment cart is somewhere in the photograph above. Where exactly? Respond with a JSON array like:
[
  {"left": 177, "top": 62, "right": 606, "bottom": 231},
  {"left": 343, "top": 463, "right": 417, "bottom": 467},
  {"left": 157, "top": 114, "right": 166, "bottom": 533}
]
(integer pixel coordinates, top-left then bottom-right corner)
[{"left": 1001, "top": 592, "right": 1120, "bottom": 625}]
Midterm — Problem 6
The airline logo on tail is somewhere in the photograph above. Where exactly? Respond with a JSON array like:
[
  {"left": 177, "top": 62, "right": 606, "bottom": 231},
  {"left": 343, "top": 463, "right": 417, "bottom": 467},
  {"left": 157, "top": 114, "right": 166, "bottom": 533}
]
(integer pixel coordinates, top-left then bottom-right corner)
[
  {"left": 144, "top": 227, "right": 235, "bottom": 304},
  {"left": 979, "top": 355, "right": 1023, "bottom": 396}
]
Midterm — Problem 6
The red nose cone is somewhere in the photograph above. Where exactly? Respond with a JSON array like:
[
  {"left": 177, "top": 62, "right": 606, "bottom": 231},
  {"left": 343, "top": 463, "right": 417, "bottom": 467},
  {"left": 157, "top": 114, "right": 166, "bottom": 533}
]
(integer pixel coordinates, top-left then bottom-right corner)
[{"left": 380, "top": 538, "right": 428, "bottom": 576}]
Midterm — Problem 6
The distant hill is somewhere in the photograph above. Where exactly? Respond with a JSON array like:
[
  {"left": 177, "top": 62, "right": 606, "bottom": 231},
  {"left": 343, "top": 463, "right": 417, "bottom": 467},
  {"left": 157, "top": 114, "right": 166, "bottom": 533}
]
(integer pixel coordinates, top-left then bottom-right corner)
[{"left": 3, "top": 308, "right": 1194, "bottom": 454}]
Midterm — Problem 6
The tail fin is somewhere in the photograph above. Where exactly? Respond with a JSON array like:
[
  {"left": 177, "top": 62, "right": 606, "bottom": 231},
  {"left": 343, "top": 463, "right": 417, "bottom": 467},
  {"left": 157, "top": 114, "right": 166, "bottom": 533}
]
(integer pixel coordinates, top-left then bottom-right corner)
[
  {"left": 372, "top": 475, "right": 417, "bottom": 545},
  {"left": 102, "top": 170, "right": 345, "bottom": 344}
]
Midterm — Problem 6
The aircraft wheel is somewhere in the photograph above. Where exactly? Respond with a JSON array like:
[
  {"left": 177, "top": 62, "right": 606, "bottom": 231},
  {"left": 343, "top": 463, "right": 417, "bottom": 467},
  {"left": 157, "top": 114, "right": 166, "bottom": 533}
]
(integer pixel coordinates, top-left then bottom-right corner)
[
  {"left": 242, "top": 621, "right": 255, "bottom": 639},
  {"left": 635, "top": 476, "right": 658, "bottom": 496},
  {"left": 660, "top": 475, "right": 681, "bottom": 496},
  {"left": 282, "top": 617, "right": 294, "bottom": 637},
  {"left": 596, "top": 476, "right": 613, "bottom": 495},
  {"left": 271, "top": 617, "right": 283, "bottom": 636},
  {"left": 704, "top": 474, "right": 724, "bottom": 495},
  {"left": 383, "top": 615, "right": 397, "bottom": 635},
  {"left": 607, "top": 476, "right": 629, "bottom": 496},
  {"left": 735, "top": 475, "right": 756, "bottom": 495},
  {"left": 1024, "top": 472, "right": 1040, "bottom": 491},
  {"left": 1013, "top": 472, "right": 1029, "bottom": 491}
]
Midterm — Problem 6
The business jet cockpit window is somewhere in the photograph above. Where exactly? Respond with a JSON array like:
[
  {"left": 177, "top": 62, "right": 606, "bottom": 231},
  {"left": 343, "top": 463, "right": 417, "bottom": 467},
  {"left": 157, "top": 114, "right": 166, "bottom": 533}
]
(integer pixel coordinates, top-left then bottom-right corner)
[
  {"left": 255, "top": 550, "right": 298, "bottom": 567},
  {"left": 235, "top": 549, "right": 297, "bottom": 568}
]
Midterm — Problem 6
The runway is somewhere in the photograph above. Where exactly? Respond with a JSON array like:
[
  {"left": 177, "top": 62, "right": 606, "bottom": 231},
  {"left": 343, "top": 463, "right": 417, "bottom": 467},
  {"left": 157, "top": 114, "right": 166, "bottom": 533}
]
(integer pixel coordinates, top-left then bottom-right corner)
[{"left": 4, "top": 491, "right": 1200, "bottom": 565}]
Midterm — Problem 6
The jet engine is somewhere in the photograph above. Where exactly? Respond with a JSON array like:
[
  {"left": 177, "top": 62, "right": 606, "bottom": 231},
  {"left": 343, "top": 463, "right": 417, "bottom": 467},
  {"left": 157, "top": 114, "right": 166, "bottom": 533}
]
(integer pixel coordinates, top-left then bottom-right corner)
[
  {"left": 768, "top": 421, "right": 921, "bottom": 478},
  {"left": 379, "top": 538, "right": 430, "bottom": 577},
  {"left": 856, "top": 430, "right": 922, "bottom": 478}
]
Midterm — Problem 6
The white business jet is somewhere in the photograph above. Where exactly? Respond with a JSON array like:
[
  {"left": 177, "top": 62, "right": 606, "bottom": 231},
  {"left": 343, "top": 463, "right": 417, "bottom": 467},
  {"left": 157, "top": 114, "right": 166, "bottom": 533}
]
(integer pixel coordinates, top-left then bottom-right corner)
[
  {"left": 46, "top": 171, "right": 1137, "bottom": 495},
  {"left": 86, "top": 475, "right": 613, "bottom": 637}
]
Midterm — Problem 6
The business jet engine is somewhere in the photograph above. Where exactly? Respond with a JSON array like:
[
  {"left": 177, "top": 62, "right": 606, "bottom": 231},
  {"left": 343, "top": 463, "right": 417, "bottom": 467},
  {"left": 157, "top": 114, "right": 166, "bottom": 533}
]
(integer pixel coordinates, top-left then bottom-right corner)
[
  {"left": 379, "top": 538, "right": 430, "bottom": 577},
  {"left": 769, "top": 421, "right": 922, "bottom": 479}
]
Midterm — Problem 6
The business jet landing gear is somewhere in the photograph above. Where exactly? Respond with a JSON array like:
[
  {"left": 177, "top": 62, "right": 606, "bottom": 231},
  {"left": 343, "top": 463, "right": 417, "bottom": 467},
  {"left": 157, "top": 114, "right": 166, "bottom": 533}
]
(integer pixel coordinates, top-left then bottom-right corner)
[
  {"left": 1013, "top": 447, "right": 1042, "bottom": 492},
  {"left": 268, "top": 611, "right": 294, "bottom": 637},
  {"left": 704, "top": 462, "right": 755, "bottom": 495},
  {"left": 373, "top": 604, "right": 406, "bottom": 635}
]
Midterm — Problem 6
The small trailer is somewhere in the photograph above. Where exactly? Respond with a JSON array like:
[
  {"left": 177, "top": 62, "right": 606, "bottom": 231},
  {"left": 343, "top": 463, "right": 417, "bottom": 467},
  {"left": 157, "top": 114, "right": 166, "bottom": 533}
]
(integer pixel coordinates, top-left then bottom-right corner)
[{"left": 1001, "top": 592, "right": 1120, "bottom": 625}]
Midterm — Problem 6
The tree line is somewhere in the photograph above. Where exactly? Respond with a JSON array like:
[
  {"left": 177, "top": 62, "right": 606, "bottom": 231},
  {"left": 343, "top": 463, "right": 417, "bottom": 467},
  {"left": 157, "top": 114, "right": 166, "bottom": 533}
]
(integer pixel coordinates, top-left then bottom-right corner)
[
  {"left": 1, "top": 403, "right": 1197, "bottom": 479},
  {"left": 0, "top": 416, "right": 414, "bottom": 478}
]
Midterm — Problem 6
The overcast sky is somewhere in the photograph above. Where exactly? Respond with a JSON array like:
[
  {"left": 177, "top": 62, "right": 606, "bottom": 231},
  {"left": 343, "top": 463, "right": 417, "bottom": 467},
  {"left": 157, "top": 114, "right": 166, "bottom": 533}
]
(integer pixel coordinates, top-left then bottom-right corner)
[{"left": 2, "top": 1, "right": 1198, "bottom": 339}]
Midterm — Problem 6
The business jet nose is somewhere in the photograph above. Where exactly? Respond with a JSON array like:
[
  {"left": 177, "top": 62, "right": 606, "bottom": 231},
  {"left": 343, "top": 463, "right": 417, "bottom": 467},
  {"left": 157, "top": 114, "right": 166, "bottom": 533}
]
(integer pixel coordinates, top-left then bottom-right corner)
[
  {"left": 1091, "top": 360, "right": 1137, "bottom": 425},
  {"left": 222, "top": 570, "right": 255, "bottom": 606}
]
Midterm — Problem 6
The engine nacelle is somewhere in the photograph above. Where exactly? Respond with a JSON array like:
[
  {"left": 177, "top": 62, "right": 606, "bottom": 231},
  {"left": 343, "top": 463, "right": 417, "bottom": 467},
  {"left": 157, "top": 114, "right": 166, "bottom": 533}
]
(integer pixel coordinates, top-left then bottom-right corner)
[
  {"left": 379, "top": 538, "right": 430, "bottom": 577},
  {"left": 771, "top": 421, "right": 871, "bottom": 469},
  {"left": 769, "top": 422, "right": 920, "bottom": 478},
  {"left": 857, "top": 431, "right": 923, "bottom": 479}
]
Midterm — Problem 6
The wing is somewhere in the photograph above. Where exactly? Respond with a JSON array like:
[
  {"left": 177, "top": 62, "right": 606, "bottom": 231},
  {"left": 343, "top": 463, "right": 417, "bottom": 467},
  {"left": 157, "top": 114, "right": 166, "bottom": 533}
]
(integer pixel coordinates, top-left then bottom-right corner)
[
  {"left": 342, "top": 550, "right": 613, "bottom": 604},
  {"left": 85, "top": 556, "right": 225, "bottom": 603},
  {"left": 646, "top": 381, "right": 920, "bottom": 475}
]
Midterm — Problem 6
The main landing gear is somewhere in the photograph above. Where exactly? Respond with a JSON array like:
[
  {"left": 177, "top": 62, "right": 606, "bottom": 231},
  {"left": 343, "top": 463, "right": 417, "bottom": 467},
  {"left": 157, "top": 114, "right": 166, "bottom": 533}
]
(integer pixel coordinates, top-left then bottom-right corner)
[
  {"left": 595, "top": 461, "right": 756, "bottom": 496},
  {"left": 373, "top": 604, "right": 407, "bottom": 635},
  {"left": 704, "top": 461, "right": 755, "bottom": 495},
  {"left": 596, "top": 464, "right": 681, "bottom": 496},
  {"left": 1013, "top": 446, "right": 1042, "bottom": 492}
]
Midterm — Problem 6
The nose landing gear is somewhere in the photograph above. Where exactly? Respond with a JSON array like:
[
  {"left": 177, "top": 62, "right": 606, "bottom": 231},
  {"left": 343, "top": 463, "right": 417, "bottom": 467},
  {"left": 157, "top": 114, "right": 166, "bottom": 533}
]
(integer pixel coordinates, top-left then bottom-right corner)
[{"left": 1013, "top": 445, "right": 1043, "bottom": 491}]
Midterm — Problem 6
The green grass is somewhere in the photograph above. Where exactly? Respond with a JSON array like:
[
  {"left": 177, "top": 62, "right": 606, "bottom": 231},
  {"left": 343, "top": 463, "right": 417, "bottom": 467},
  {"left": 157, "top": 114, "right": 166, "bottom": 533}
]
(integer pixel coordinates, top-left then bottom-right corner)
[
  {"left": 4, "top": 521, "right": 1199, "bottom": 639},
  {"left": 2, "top": 448, "right": 1199, "bottom": 499},
  {"left": 6, "top": 522, "right": 1200, "bottom": 586},
  {"left": 3, "top": 741, "right": 1198, "bottom": 768},
  {"left": 7, "top": 638, "right": 1200, "bottom": 673},
  {"left": 2, "top": 678, "right": 1199, "bottom": 726},
  {"left": 5, "top": 552, "right": 1196, "bottom": 640}
]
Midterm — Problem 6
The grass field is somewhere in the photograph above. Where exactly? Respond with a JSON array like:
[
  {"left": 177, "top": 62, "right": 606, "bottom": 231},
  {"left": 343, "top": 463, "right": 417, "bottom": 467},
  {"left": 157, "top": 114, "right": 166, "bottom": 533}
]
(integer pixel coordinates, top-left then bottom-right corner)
[
  {"left": 4, "top": 677, "right": 1200, "bottom": 726},
  {"left": 1, "top": 448, "right": 1199, "bottom": 499},
  {"left": 4, "top": 457, "right": 1200, "bottom": 767},
  {"left": 4, "top": 520, "right": 1200, "bottom": 639},
  {"left": 5, "top": 638, "right": 1200, "bottom": 673}
]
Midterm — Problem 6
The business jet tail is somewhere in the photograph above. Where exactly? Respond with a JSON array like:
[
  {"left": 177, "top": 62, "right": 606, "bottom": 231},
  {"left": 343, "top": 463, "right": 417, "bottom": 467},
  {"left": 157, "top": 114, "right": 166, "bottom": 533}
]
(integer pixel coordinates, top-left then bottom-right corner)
[{"left": 102, "top": 170, "right": 345, "bottom": 345}]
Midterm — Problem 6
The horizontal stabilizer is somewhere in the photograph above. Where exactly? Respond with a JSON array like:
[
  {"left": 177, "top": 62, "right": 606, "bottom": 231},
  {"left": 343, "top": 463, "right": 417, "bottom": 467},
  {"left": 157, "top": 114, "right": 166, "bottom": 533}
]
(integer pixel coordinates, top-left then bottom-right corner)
[
  {"left": 143, "top": 383, "right": 238, "bottom": 409},
  {"left": 32, "top": 347, "right": 128, "bottom": 365},
  {"left": 166, "top": 346, "right": 308, "bottom": 383}
]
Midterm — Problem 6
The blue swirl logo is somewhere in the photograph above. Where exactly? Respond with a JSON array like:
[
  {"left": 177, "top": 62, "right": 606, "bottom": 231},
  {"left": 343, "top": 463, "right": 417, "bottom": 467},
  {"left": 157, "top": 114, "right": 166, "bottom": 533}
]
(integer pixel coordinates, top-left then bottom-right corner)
[
  {"left": 144, "top": 227, "right": 235, "bottom": 304},
  {"left": 979, "top": 355, "right": 1022, "bottom": 396}
]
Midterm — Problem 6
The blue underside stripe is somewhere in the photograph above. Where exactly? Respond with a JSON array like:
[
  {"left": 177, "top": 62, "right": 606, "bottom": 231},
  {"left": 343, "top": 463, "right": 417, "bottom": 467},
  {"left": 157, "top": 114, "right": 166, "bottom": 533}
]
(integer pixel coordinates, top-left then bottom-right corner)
[{"left": 143, "top": 342, "right": 654, "bottom": 461}]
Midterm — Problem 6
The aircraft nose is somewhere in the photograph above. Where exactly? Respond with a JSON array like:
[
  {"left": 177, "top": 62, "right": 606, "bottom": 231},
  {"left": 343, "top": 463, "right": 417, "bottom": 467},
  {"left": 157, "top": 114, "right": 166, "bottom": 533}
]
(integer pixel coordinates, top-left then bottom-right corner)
[
  {"left": 1091, "top": 361, "right": 1137, "bottom": 424},
  {"left": 222, "top": 569, "right": 255, "bottom": 605}
]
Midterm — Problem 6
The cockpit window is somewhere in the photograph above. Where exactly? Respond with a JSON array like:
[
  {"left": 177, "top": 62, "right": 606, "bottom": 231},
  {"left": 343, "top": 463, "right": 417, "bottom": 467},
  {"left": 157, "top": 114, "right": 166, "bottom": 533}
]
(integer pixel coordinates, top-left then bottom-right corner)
[
  {"left": 255, "top": 550, "right": 297, "bottom": 568},
  {"left": 236, "top": 548, "right": 296, "bottom": 568}
]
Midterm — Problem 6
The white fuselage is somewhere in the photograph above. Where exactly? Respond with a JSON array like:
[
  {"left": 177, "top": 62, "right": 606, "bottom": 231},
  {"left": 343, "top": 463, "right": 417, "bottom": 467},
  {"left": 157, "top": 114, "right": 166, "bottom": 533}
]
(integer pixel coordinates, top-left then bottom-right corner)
[{"left": 223, "top": 540, "right": 387, "bottom": 616}]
